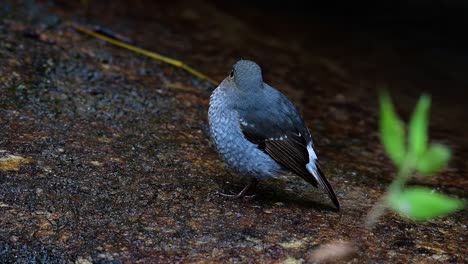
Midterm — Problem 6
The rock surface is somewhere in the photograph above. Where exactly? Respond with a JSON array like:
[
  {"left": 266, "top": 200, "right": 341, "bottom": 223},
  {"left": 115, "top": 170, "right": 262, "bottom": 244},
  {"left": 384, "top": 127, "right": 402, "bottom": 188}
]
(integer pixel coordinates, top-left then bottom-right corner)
[{"left": 0, "top": 1, "right": 466, "bottom": 263}]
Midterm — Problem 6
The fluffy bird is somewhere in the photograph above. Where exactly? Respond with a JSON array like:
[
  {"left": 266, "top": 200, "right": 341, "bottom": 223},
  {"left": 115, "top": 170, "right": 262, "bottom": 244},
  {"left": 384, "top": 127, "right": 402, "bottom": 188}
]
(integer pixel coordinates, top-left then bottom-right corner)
[{"left": 208, "top": 59, "right": 340, "bottom": 209}]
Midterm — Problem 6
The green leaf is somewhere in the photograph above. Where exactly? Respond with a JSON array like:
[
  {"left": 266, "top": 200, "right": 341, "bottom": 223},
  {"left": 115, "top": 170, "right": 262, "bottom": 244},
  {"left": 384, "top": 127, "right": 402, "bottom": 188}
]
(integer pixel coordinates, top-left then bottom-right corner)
[
  {"left": 416, "top": 143, "right": 451, "bottom": 176},
  {"left": 408, "top": 95, "right": 431, "bottom": 159},
  {"left": 379, "top": 92, "right": 406, "bottom": 166},
  {"left": 388, "top": 187, "right": 464, "bottom": 221}
]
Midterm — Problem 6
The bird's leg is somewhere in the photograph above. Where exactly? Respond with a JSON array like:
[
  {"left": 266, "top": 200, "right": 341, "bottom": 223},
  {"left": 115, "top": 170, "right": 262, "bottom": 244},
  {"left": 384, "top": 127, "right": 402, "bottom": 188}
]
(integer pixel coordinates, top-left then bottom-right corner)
[{"left": 219, "top": 178, "right": 259, "bottom": 199}]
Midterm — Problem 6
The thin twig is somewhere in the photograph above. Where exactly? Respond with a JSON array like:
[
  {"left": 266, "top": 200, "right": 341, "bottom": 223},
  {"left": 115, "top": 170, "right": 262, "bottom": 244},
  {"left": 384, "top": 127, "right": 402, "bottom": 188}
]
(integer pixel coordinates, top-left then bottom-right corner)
[{"left": 70, "top": 23, "right": 219, "bottom": 86}]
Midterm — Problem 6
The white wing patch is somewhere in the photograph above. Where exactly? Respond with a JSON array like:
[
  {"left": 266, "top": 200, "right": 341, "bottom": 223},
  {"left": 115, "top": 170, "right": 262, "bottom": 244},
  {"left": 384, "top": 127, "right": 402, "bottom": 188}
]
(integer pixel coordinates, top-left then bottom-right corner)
[
  {"left": 239, "top": 118, "right": 255, "bottom": 128},
  {"left": 265, "top": 135, "right": 288, "bottom": 141},
  {"left": 306, "top": 142, "right": 319, "bottom": 181},
  {"left": 307, "top": 142, "right": 318, "bottom": 162}
]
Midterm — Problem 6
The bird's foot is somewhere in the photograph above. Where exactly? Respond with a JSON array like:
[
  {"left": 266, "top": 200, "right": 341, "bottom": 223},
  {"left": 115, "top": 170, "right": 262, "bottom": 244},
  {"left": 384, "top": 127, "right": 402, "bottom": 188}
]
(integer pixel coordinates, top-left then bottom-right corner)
[
  {"left": 218, "top": 178, "right": 259, "bottom": 200},
  {"left": 217, "top": 191, "right": 257, "bottom": 200}
]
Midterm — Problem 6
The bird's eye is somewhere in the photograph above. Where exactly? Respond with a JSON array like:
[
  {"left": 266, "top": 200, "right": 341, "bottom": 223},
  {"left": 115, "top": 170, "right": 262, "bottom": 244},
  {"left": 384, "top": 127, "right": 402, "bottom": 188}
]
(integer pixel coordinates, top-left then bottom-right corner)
[{"left": 229, "top": 69, "right": 234, "bottom": 78}]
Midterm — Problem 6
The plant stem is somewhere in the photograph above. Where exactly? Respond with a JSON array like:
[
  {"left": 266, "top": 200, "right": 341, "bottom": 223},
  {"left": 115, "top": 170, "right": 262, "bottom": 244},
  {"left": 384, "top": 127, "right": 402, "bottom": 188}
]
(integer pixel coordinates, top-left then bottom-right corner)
[
  {"left": 365, "top": 155, "right": 414, "bottom": 228},
  {"left": 388, "top": 156, "right": 414, "bottom": 194}
]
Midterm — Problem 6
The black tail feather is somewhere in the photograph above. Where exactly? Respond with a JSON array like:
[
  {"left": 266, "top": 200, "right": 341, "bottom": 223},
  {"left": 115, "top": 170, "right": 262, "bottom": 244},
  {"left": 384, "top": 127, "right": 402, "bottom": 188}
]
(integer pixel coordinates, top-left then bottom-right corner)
[{"left": 306, "top": 162, "right": 340, "bottom": 210}]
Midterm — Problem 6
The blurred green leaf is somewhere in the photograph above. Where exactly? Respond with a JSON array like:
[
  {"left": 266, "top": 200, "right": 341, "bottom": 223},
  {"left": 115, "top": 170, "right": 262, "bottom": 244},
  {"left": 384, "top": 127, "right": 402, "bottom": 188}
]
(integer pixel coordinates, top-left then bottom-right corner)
[
  {"left": 416, "top": 144, "right": 451, "bottom": 176},
  {"left": 408, "top": 95, "right": 431, "bottom": 159},
  {"left": 388, "top": 187, "right": 464, "bottom": 221},
  {"left": 379, "top": 92, "right": 406, "bottom": 166}
]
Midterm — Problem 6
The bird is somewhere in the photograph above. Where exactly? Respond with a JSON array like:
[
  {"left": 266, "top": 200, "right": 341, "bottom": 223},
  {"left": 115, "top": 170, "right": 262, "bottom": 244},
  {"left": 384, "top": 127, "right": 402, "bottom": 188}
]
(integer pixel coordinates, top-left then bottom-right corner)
[{"left": 208, "top": 59, "right": 340, "bottom": 209}]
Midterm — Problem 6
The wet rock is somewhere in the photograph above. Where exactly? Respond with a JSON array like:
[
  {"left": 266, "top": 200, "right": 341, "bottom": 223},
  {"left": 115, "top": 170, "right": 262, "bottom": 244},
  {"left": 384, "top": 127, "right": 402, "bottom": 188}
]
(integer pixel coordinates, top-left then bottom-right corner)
[
  {"left": 0, "top": 154, "right": 31, "bottom": 172},
  {"left": 0, "top": 0, "right": 466, "bottom": 263}
]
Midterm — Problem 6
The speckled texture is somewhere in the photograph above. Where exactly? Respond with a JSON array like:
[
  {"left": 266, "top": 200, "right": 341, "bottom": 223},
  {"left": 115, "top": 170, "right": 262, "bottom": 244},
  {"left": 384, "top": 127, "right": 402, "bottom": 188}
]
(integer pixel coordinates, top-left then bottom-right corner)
[
  {"left": 208, "top": 83, "right": 283, "bottom": 178},
  {"left": 208, "top": 59, "right": 339, "bottom": 208},
  {"left": 0, "top": 0, "right": 466, "bottom": 263}
]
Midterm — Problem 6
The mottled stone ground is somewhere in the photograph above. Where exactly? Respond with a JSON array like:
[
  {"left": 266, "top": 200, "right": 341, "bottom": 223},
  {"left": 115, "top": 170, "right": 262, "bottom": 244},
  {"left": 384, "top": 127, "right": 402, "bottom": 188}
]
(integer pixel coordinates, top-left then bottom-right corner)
[{"left": 0, "top": 1, "right": 466, "bottom": 263}]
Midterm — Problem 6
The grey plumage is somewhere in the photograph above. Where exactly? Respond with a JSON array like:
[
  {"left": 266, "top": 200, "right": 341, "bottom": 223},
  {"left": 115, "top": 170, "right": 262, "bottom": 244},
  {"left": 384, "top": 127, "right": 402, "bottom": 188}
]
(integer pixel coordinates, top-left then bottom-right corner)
[{"left": 208, "top": 59, "right": 340, "bottom": 209}]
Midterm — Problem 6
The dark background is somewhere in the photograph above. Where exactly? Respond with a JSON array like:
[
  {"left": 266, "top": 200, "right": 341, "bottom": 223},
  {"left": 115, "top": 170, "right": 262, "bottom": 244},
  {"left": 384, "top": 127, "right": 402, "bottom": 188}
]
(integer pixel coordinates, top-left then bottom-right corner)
[{"left": 1, "top": 0, "right": 466, "bottom": 262}]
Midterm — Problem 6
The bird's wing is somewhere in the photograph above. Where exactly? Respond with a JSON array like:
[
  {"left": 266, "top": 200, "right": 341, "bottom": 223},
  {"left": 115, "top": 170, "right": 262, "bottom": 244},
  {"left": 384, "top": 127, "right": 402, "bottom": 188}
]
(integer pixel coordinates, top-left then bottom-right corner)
[
  {"left": 239, "top": 88, "right": 340, "bottom": 209},
  {"left": 241, "top": 119, "right": 316, "bottom": 186},
  {"left": 239, "top": 88, "right": 316, "bottom": 185}
]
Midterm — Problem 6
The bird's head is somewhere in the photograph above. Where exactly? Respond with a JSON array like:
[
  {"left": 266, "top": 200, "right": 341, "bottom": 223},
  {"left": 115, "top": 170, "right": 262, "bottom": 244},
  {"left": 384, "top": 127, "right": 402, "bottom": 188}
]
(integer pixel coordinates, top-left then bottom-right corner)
[{"left": 228, "top": 59, "right": 264, "bottom": 90}]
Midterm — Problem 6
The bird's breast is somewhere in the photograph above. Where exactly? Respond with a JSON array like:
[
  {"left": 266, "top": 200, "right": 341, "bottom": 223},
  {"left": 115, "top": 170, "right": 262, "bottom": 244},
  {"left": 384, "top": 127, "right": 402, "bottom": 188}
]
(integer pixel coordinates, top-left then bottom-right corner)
[{"left": 208, "top": 88, "right": 282, "bottom": 178}]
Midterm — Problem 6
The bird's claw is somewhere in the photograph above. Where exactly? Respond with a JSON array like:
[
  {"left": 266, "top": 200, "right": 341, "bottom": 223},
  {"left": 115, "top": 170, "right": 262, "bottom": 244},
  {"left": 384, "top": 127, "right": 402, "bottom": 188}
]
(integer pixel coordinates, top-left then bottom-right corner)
[{"left": 217, "top": 191, "right": 257, "bottom": 200}]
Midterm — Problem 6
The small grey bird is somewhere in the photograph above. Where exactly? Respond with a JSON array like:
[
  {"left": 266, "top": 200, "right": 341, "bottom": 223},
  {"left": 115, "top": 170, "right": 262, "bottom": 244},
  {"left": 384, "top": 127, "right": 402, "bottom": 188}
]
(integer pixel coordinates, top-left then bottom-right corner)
[{"left": 208, "top": 59, "right": 339, "bottom": 209}]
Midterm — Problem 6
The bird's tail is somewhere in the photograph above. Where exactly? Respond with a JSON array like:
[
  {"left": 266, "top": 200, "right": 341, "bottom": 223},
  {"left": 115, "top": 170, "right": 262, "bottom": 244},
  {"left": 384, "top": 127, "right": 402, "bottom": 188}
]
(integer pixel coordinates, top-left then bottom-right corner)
[{"left": 306, "top": 161, "right": 340, "bottom": 209}]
